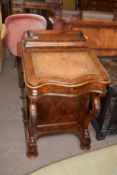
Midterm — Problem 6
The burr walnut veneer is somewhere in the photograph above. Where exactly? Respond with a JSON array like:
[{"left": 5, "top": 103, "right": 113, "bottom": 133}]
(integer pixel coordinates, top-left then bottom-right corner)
[{"left": 20, "top": 30, "right": 110, "bottom": 158}]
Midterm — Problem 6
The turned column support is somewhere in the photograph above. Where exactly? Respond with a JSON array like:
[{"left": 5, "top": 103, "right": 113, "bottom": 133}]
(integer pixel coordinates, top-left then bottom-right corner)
[
  {"left": 78, "top": 93, "right": 101, "bottom": 149},
  {"left": 27, "top": 97, "right": 38, "bottom": 158}
]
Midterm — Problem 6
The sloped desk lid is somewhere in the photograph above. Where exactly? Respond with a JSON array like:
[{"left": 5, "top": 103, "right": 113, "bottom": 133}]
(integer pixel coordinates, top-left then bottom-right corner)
[{"left": 22, "top": 48, "right": 110, "bottom": 88}]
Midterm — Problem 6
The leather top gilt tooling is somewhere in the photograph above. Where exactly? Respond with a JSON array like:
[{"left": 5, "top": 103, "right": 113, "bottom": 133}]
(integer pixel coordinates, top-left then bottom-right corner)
[{"left": 32, "top": 51, "right": 99, "bottom": 79}]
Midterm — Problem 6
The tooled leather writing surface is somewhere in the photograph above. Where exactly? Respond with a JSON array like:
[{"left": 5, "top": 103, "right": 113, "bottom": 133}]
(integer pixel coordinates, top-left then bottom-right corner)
[
  {"left": 22, "top": 30, "right": 110, "bottom": 88},
  {"left": 32, "top": 51, "right": 99, "bottom": 80},
  {"left": 23, "top": 49, "right": 110, "bottom": 88}
]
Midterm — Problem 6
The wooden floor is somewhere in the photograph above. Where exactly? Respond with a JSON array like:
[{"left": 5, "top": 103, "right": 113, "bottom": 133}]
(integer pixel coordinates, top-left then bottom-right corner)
[{"left": 29, "top": 144, "right": 117, "bottom": 175}]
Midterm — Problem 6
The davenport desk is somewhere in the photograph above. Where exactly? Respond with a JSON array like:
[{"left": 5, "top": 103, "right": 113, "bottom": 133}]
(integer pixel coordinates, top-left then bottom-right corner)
[{"left": 20, "top": 30, "right": 110, "bottom": 158}]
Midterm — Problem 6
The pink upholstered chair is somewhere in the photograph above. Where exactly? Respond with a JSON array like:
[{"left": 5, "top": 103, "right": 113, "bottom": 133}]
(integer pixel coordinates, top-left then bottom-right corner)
[{"left": 5, "top": 14, "right": 47, "bottom": 66}]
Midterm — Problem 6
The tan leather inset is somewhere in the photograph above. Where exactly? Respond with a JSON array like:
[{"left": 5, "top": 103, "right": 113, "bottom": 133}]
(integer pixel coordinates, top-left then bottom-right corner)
[{"left": 32, "top": 51, "right": 99, "bottom": 80}]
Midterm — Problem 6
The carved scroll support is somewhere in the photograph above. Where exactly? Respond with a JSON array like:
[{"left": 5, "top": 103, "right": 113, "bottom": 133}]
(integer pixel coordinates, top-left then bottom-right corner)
[
  {"left": 77, "top": 93, "right": 101, "bottom": 149},
  {"left": 26, "top": 97, "right": 38, "bottom": 158}
]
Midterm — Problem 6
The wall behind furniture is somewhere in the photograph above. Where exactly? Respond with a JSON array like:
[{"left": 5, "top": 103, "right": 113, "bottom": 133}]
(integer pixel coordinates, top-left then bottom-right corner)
[{"left": 62, "top": 0, "right": 76, "bottom": 10}]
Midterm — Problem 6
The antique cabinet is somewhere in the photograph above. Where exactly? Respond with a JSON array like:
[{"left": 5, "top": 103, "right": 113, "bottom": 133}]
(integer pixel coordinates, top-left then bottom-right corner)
[
  {"left": 9, "top": 0, "right": 62, "bottom": 29},
  {"left": 10, "top": 0, "right": 62, "bottom": 14},
  {"left": 9, "top": 0, "right": 24, "bottom": 14},
  {"left": 19, "top": 30, "right": 110, "bottom": 158}
]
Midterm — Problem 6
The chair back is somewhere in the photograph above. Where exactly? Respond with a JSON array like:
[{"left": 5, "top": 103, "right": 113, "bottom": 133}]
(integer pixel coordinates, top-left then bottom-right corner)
[{"left": 5, "top": 14, "right": 47, "bottom": 56}]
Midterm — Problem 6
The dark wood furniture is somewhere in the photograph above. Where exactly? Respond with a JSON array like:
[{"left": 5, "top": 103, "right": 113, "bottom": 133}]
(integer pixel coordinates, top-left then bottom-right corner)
[
  {"left": 10, "top": 0, "right": 62, "bottom": 14},
  {"left": 92, "top": 58, "right": 117, "bottom": 140},
  {"left": 19, "top": 30, "right": 110, "bottom": 158},
  {"left": 9, "top": 0, "right": 62, "bottom": 29},
  {"left": 53, "top": 11, "right": 117, "bottom": 57},
  {"left": 79, "top": 0, "right": 117, "bottom": 12}
]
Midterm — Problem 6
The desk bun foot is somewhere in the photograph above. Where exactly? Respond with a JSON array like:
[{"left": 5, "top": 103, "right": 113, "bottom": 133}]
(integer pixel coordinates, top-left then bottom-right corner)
[
  {"left": 26, "top": 134, "right": 38, "bottom": 158},
  {"left": 27, "top": 145, "right": 38, "bottom": 159},
  {"left": 80, "top": 131, "right": 91, "bottom": 150},
  {"left": 76, "top": 128, "right": 91, "bottom": 150}
]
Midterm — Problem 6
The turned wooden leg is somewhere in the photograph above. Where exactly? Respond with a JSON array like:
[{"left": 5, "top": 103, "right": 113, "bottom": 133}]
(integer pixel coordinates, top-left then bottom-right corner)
[{"left": 26, "top": 98, "right": 38, "bottom": 158}]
